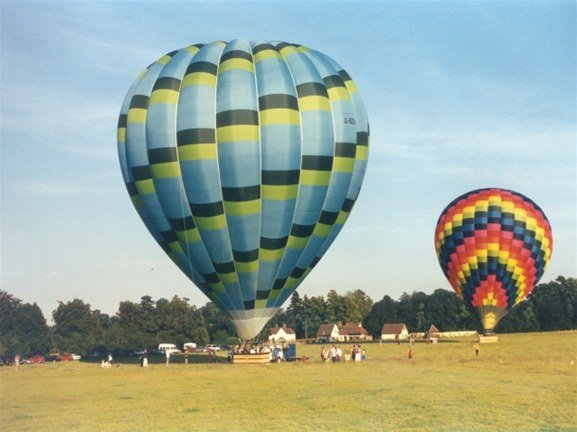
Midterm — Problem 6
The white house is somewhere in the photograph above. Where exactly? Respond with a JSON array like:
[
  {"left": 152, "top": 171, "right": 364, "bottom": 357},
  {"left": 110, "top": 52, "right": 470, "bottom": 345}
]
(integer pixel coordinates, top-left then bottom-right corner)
[
  {"left": 268, "top": 323, "right": 296, "bottom": 343},
  {"left": 381, "top": 323, "right": 409, "bottom": 341},
  {"left": 338, "top": 322, "right": 372, "bottom": 341},
  {"left": 316, "top": 323, "right": 341, "bottom": 342}
]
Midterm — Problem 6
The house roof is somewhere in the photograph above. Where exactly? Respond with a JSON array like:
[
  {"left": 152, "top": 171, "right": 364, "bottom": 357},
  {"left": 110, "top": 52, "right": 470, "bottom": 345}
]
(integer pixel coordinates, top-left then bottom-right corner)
[
  {"left": 317, "top": 322, "right": 369, "bottom": 337},
  {"left": 428, "top": 324, "right": 440, "bottom": 334},
  {"left": 270, "top": 323, "right": 295, "bottom": 335},
  {"left": 381, "top": 323, "right": 407, "bottom": 334},
  {"left": 339, "top": 322, "right": 368, "bottom": 336},
  {"left": 316, "top": 323, "right": 337, "bottom": 337}
]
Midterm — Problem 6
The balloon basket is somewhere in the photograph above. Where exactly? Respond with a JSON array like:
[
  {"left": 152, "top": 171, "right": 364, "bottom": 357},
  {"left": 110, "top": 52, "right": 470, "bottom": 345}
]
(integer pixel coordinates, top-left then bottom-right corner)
[
  {"left": 479, "top": 335, "right": 499, "bottom": 343},
  {"left": 232, "top": 353, "right": 271, "bottom": 364}
]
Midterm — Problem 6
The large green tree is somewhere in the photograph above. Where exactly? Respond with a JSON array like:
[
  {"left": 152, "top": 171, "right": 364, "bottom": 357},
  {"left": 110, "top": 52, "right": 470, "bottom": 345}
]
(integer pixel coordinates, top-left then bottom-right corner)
[
  {"left": 301, "top": 295, "right": 327, "bottom": 339},
  {"left": 155, "top": 296, "right": 208, "bottom": 345},
  {"left": 275, "top": 293, "right": 329, "bottom": 339},
  {"left": 199, "top": 302, "right": 233, "bottom": 344},
  {"left": 496, "top": 300, "right": 539, "bottom": 333},
  {"left": 531, "top": 277, "right": 577, "bottom": 331},
  {"left": 0, "top": 291, "right": 21, "bottom": 355},
  {"left": 396, "top": 292, "right": 420, "bottom": 330},
  {"left": 0, "top": 291, "right": 50, "bottom": 357},
  {"left": 52, "top": 299, "right": 101, "bottom": 353},
  {"left": 363, "top": 295, "right": 398, "bottom": 337},
  {"left": 425, "top": 289, "right": 476, "bottom": 331},
  {"left": 344, "top": 289, "right": 374, "bottom": 324},
  {"left": 325, "top": 289, "right": 347, "bottom": 323},
  {"left": 115, "top": 300, "right": 148, "bottom": 348}
]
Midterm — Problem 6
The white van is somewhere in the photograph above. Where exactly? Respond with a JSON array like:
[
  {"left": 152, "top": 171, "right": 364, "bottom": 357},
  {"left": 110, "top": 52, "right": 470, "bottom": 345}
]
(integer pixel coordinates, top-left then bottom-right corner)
[
  {"left": 183, "top": 342, "right": 197, "bottom": 352},
  {"left": 158, "top": 343, "right": 180, "bottom": 354}
]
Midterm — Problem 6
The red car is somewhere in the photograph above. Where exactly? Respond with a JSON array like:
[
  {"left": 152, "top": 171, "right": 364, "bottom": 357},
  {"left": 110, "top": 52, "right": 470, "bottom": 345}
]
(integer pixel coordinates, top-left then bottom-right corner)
[
  {"left": 29, "top": 355, "right": 45, "bottom": 364},
  {"left": 57, "top": 353, "right": 74, "bottom": 361}
]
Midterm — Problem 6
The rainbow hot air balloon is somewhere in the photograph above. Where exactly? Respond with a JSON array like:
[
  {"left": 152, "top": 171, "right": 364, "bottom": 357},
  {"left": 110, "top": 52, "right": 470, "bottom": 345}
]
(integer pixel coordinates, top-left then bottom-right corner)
[
  {"left": 117, "top": 40, "right": 369, "bottom": 340},
  {"left": 434, "top": 188, "right": 553, "bottom": 333}
]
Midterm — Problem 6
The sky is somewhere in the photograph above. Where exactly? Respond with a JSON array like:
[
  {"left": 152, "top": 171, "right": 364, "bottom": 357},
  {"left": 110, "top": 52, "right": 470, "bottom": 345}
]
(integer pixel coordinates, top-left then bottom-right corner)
[{"left": 1, "top": 1, "right": 576, "bottom": 322}]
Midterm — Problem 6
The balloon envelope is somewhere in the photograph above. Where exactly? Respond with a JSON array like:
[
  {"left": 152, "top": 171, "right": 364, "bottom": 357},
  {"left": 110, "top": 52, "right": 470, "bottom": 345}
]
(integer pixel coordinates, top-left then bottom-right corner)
[
  {"left": 117, "top": 40, "right": 369, "bottom": 339},
  {"left": 434, "top": 188, "right": 553, "bottom": 332}
]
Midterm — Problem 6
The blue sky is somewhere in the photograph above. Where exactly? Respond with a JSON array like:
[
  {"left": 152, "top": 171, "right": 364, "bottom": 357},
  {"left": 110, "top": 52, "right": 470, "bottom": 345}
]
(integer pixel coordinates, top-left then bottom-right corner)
[{"left": 1, "top": 1, "right": 575, "bottom": 322}]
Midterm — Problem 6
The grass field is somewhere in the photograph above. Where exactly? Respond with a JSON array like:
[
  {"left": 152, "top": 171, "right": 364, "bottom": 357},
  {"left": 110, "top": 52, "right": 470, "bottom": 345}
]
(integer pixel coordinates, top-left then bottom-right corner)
[{"left": 1, "top": 331, "right": 576, "bottom": 431}]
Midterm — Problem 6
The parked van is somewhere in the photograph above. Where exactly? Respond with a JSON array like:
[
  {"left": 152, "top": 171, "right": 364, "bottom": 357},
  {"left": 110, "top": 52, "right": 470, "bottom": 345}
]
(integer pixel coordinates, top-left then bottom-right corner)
[
  {"left": 158, "top": 343, "right": 180, "bottom": 354},
  {"left": 183, "top": 342, "right": 197, "bottom": 352}
]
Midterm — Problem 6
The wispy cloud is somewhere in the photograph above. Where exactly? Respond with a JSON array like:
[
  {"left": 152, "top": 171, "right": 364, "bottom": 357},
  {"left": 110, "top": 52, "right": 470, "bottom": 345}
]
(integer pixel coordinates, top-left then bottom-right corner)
[
  {"left": 7, "top": 169, "right": 123, "bottom": 197},
  {"left": 1, "top": 81, "right": 119, "bottom": 161},
  {"left": 367, "top": 64, "right": 575, "bottom": 192},
  {"left": 10, "top": 181, "right": 105, "bottom": 197}
]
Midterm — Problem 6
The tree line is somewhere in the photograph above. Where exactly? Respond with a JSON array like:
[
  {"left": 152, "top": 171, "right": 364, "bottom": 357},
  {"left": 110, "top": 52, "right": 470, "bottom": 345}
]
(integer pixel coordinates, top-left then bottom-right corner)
[{"left": 1, "top": 276, "right": 575, "bottom": 357}]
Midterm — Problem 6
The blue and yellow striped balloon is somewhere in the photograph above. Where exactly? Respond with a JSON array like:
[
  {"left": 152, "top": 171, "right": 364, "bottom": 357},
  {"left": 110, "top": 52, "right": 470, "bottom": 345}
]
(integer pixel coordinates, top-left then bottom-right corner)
[{"left": 117, "top": 40, "right": 369, "bottom": 339}]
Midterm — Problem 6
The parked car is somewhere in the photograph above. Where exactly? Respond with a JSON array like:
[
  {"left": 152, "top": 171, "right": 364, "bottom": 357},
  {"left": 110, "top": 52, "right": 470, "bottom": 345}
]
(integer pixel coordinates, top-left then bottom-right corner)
[
  {"left": 57, "top": 353, "right": 74, "bottom": 361},
  {"left": 183, "top": 342, "right": 197, "bottom": 352},
  {"left": 0, "top": 357, "right": 13, "bottom": 366},
  {"left": 158, "top": 343, "right": 181, "bottom": 354},
  {"left": 29, "top": 355, "right": 46, "bottom": 364},
  {"left": 84, "top": 351, "right": 106, "bottom": 359},
  {"left": 205, "top": 344, "right": 221, "bottom": 352}
]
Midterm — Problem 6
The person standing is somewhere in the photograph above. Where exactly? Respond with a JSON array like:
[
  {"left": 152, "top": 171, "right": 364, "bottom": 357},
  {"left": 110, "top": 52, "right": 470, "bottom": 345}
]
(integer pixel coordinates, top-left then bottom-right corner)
[
  {"left": 474, "top": 343, "right": 480, "bottom": 357},
  {"left": 354, "top": 345, "right": 362, "bottom": 362}
]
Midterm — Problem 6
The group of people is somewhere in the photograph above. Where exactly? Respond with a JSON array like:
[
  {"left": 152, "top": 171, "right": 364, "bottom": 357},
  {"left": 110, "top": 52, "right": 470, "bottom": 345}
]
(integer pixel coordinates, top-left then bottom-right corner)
[
  {"left": 320, "top": 344, "right": 366, "bottom": 363},
  {"left": 230, "top": 343, "right": 285, "bottom": 362},
  {"left": 232, "top": 343, "right": 270, "bottom": 355},
  {"left": 97, "top": 339, "right": 481, "bottom": 368},
  {"left": 100, "top": 352, "right": 115, "bottom": 368}
]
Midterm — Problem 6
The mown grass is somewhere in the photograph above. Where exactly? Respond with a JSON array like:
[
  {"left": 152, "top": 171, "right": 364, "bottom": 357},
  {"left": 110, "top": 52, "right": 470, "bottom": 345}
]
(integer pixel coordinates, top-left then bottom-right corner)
[{"left": 1, "top": 331, "right": 576, "bottom": 431}]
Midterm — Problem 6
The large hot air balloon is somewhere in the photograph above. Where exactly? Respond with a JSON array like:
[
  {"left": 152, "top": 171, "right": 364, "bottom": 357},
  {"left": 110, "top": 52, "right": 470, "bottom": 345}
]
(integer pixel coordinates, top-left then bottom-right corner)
[
  {"left": 434, "top": 188, "right": 553, "bottom": 333},
  {"left": 117, "top": 40, "right": 369, "bottom": 340}
]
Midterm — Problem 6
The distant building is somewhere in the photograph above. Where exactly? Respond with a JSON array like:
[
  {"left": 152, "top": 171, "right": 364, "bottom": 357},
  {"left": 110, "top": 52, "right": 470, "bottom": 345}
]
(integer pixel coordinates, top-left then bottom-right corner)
[
  {"left": 268, "top": 323, "right": 296, "bottom": 343},
  {"left": 426, "top": 324, "right": 441, "bottom": 343},
  {"left": 338, "top": 322, "right": 371, "bottom": 341},
  {"left": 381, "top": 323, "right": 409, "bottom": 341},
  {"left": 427, "top": 324, "right": 440, "bottom": 338},
  {"left": 316, "top": 322, "right": 371, "bottom": 342},
  {"left": 316, "top": 323, "right": 341, "bottom": 342}
]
